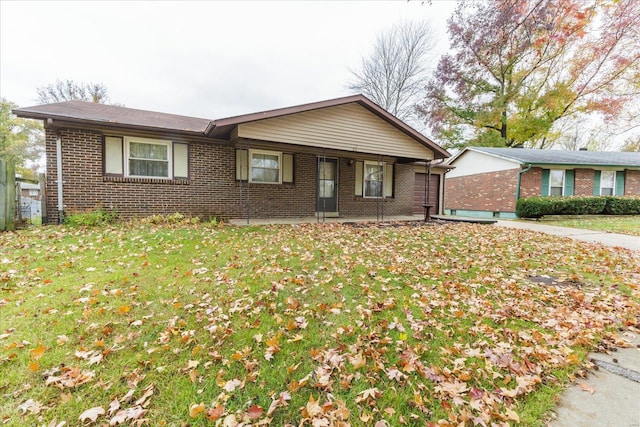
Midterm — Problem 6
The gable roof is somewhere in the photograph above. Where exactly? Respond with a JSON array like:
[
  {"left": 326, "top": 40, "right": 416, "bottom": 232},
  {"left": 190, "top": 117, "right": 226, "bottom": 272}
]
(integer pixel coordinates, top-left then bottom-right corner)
[
  {"left": 13, "top": 95, "right": 449, "bottom": 160},
  {"left": 455, "top": 147, "right": 640, "bottom": 168},
  {"left": 206, "top": 95, "right": 450, "bottom": 159}
]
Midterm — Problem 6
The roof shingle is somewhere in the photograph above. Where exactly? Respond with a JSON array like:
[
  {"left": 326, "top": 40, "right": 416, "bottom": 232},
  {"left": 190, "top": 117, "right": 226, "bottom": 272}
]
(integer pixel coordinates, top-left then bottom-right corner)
[{"left": 470, "top": 147, "right": 640, "bottom": 168}]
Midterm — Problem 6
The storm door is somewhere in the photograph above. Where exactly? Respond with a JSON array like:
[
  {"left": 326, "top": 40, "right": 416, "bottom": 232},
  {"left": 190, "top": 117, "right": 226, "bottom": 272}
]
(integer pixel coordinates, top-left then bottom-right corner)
[{"left": 317, "top": 158, "right": 338, "bottom": 213}]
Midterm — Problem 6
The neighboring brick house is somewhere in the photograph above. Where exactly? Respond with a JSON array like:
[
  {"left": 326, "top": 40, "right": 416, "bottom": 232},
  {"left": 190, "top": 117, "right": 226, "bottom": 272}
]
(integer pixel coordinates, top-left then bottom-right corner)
[
  {"left": 445, "top": 147, "right": 640, "bottom": 219},
  {"left": 13, "top": 95, "right": 450, "bottom": 224}
]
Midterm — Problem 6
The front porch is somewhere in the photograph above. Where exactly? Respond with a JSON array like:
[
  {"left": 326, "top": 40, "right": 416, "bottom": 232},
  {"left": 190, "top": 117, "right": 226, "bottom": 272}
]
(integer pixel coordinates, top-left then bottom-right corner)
[{"left": 228, "top": 214, "right": 424, "bottom": 226}]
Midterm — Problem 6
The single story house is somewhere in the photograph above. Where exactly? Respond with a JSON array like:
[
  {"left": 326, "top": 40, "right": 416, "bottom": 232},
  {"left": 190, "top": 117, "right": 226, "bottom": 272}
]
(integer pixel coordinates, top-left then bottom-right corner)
[
  {"left": 445, "top": 147, "right": 640, "bottom": 218},
  {"left": 13, "top": 95, "right": 450, "bottom": 224}
]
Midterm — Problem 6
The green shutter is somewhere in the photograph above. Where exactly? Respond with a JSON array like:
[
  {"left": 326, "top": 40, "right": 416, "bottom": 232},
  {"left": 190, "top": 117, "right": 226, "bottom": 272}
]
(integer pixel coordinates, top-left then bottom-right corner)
[
  {"left": 615, "top": 171, "right": 625, "bottom": 196},
  {"left": 593, "top": 170, "right": 601, "bottom": 195},
  {"left": 541, "top": 169, "right": 550, "bottom": 196},
  {"left": 564, "top": 170, "right": 574, "bottom": 196}
]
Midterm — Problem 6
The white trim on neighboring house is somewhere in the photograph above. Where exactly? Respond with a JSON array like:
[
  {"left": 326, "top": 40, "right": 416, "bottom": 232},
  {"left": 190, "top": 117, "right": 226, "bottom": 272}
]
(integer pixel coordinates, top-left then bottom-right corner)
[
  {"left": 549, "top": 169, "right": 565, "bottom": 196},
  {"left": 446, "top": 149, "right": 520, "bottom": 178},
  {"left": 599, "top": 170, "right": 616, "bottom": 196}
]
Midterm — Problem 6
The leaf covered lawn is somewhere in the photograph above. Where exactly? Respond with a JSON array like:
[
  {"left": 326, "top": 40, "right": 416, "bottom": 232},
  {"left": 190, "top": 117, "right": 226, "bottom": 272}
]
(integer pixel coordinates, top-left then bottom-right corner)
[{"left": 1, "top": 221, "right": 639, "bottom": 426}]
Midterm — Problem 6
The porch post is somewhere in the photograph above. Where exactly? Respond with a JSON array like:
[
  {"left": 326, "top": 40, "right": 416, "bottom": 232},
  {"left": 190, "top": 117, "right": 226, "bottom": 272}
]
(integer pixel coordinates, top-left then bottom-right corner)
[{"left": 246, "top": 139, "right": 250, "bottom": 225}]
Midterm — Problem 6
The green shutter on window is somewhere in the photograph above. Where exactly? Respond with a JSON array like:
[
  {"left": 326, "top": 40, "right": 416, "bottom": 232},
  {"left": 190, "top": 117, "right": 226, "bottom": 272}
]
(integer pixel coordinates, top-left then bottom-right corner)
[
  {"left": 564, "top": 170, "right": 575, "bottom": 196},
  {"left": 541, "top": 169, "right": 550, "bottom": 196},
  {"left": 593, "top": 170, "right": 601, "bottom": 195},
  {"left": 615, "top": 171, "right": 625, "bottom": 196}
]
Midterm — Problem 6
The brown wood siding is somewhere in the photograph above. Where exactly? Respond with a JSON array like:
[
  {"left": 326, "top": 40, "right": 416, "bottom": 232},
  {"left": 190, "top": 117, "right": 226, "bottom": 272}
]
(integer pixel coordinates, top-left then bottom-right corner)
[
  {"left": 237, "top": 103, "right": 435, "bottom": 160},
  {"left": 413, "top": 173, "right": 439, "bottom": 214}
]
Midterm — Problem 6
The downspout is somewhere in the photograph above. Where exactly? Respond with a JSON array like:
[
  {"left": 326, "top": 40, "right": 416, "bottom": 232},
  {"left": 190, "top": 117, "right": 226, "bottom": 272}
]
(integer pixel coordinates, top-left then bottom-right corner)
[
  {"left": 56, "top": 133, "right": 64, "bottom": 224},
  {"left": 516, "top": 164, "right": 532, "bottom": 204}
]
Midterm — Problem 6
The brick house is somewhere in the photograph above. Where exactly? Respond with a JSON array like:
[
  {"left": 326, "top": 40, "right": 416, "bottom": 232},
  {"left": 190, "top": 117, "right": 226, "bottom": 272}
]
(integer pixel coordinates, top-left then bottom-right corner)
[
  {"left": 445, "top": 147, "right": 640, "bottom": 219},
  {"left": 13, "top": 95, "right": 450, "bottom": 224}
]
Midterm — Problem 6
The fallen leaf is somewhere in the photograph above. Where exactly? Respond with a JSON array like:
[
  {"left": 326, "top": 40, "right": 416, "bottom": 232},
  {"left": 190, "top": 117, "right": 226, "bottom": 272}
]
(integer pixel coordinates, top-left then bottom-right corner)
[
  {"left": 247, "top": 405, "right": 263, "bottom": 419},
  {"left": 79, "top": 406, "right": 105, "bottom": 423},
  {"left": 189, "top": 402, "right": 206, "bottom": 418},
  {"left": 30, "top": 344, "right": 46, "bottom": 360},
  {"left": 579, "top": 382, "right": 595, "bottom": 394}
]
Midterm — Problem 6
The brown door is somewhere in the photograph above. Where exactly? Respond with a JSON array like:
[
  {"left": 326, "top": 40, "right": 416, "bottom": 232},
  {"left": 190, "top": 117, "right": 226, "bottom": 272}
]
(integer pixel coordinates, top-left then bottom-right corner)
[{"left": 414, "top": 173, "right": 440, "bottom": 215}]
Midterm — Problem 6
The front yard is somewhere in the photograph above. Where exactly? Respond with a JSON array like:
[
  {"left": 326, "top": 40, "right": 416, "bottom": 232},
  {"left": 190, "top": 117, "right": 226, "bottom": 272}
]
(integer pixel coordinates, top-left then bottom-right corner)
[
  {"left": 1, "top": 221, "right": 639, "bottom": 426},
  {"left": 540, "top": 215, "right": 640, "bottom": 236}
]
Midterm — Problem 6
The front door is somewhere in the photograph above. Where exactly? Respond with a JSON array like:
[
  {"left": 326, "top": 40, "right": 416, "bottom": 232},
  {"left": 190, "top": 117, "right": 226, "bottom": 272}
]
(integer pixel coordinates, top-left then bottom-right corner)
[{"left": 317, "top": 158, "right": 338, "bottom": 213}]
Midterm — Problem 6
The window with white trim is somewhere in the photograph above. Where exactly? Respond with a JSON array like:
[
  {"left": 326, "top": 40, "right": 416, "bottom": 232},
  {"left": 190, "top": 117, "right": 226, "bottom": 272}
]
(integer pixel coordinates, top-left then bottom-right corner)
[
  {"left": 363, "top": 161, "right": 384, "bottom": 198},
  {"left": 600, "top": 171, "right": 616, "bottom": 196},
  {"left": 236, "top": 149, "right": 294, "bottom": 184},
  {"left": 549, "top": 170, "right": 564, "bottom": 196},
  {"left": 251, "top": 150, "right": 281, "bottom": 184},
  {"left": 104, "top": 136, "right": 188, "bottom": 180}
]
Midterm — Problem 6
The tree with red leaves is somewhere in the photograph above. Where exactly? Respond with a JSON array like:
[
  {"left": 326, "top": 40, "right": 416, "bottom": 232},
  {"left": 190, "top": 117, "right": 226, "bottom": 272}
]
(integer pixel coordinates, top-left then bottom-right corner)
[{"left": 418, "top": 0, "right": 640, "bottom": 149}]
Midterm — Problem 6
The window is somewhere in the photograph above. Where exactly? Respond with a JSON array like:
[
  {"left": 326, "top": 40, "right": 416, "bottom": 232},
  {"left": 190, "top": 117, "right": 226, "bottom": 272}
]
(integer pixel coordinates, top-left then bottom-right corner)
[
  {"left": 104, "top": 136, "right": 188, "bottom": 180},
  {"left": 355, "top": 161, "right": 394, "bottom": 198},
  {"left": 127, "top": 138, "right": 171, "bottom": 178},
  {"left": 549, "top": 170, "right": 564, "bottom": 196},
  {"left": 28, "top": 189, "right": 39, "bottom": 196},
  {"left": 251, "top": 150, "right": 281, "bottom": 183},
  {"left": 600, "top": 171, "right": 616, "bottom": 196},
  {"left": 364, "top": 161, "right": 383, "bottom": 198},
  {"left": 236, "top": 149, "right": 294, "bottom": 184}
]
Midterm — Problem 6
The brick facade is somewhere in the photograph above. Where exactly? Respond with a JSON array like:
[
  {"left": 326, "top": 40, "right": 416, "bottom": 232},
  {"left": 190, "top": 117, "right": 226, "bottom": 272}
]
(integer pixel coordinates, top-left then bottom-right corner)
[
  {"left": 446, "top": 166, "right": 640, "bottom": 216},
  {"left": 44, "top": 127, "right": 415, "bottom": 224},
  {"left": 626, "top": 170, "right": 640, "bottom": 195},
  {"left": 445, "top": 169, "right": 519, "bottom": 213}
]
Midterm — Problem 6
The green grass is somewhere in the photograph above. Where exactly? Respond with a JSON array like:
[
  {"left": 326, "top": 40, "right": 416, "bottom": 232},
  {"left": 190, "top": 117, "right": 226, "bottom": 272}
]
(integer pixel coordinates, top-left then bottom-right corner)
[
  {"left": 1, "top": 221, "right": 639, "bottom": 426},
  {"left": 540, "top": 215, "right": 640, "bottom": 236}
]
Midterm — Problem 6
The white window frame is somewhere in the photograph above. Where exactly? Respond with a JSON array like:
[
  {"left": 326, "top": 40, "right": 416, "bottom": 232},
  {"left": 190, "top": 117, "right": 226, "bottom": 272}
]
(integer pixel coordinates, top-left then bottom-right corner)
[
  {"left": 363, "top": 160, "right": 384, "bottom": 198},
  {"left": 600, "top": 170, "right": 616, "bottom": 196},
  {"left": 124, "top": 137, "right": 173, "bottom": 179},
  {"left": 249, "top": 149, "right": 282, "bottom": 184},
  {"left": 549, "top": 169, "right": 565, "bottom": 196}
]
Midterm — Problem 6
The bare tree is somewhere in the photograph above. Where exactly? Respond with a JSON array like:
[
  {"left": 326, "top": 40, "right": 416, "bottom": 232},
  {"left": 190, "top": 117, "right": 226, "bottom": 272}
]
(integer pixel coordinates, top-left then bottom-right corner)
[
  {"left": 348, "top": 20, "right": 437, "bottom": 122},
  {"left": 36, "top": 79, "right": 120, "bottom": 105}
]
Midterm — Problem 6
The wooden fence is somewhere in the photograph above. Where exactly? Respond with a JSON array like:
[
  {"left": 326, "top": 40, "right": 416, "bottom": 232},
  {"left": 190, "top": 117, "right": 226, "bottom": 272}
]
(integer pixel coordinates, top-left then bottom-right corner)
[{"left": 0, "top": 158, "right": 16, "bottom": 231}]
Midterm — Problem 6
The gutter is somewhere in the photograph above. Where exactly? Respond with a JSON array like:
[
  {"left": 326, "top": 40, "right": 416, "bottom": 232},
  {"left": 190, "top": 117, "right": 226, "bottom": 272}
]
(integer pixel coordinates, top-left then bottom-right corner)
[
  {"left": 56, "top": 133, "right": 64, "bottom": 224},
  {"left": 516, "top": 164, "right": 532, "bottom": 202}
]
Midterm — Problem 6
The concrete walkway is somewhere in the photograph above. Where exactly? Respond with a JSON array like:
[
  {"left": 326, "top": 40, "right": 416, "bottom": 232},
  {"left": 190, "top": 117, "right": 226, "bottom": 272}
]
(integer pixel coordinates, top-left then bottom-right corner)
[
  {"left": 495, "top": 219, "right": 640, "bottom": 252},
  {"left": 495, "top": 219, "right": 640, "bottom": 426}
]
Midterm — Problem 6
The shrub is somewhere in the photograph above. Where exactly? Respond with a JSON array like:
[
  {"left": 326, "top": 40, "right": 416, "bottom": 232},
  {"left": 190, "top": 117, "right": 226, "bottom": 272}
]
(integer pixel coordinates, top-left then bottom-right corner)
[
  {"left": 517, "top": 196, "right": 640, "bottom": 218},
  {"left": 64, "top": 208, "right": 117, "bottom": 227},
  {"left": 603, "top": 196, "right": 640, "bottom": 215}
]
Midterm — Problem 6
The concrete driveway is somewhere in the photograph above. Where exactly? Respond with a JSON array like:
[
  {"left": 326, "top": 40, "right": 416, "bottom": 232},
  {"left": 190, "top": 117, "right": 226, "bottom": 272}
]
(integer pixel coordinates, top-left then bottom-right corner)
[
  {"left": 495, "top": 219, "right": 640, "bottom": 426},
  {"left": 495, "top": 220, "right": 640, "bottom": 252}
]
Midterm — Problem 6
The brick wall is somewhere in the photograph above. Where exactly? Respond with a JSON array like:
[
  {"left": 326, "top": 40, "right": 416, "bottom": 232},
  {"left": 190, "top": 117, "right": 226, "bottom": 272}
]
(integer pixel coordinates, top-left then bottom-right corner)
[
  {"left": 445, "top": 169, "right": 519, "bottom": 212},
  {"left": 626, "top": 170, "right": 640, "bottom": 195},
  {"left": 574, "top": 169, "right": 595, "bottom": 196},
  {"left": 338, "top": 161, "right": 414, "bottom": 217},
  {"left": 519, "top": 167, "right": 542, "bottom": 199},
  {"left": 45, "top": 127, "right": 414, "bottom": 224}
]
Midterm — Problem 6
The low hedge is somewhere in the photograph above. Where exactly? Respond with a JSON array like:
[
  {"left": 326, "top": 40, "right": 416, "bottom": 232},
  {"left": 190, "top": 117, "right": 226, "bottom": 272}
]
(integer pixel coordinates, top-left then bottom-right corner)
[{"left": 516, "top": 196, "right": 640, "bottom": 218}]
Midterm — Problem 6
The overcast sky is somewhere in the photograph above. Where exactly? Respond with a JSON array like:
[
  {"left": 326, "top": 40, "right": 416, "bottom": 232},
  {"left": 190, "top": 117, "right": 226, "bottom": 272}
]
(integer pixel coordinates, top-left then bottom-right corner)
[{"left": 1, "top": 0, "right": 457, "bottom": 121}]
